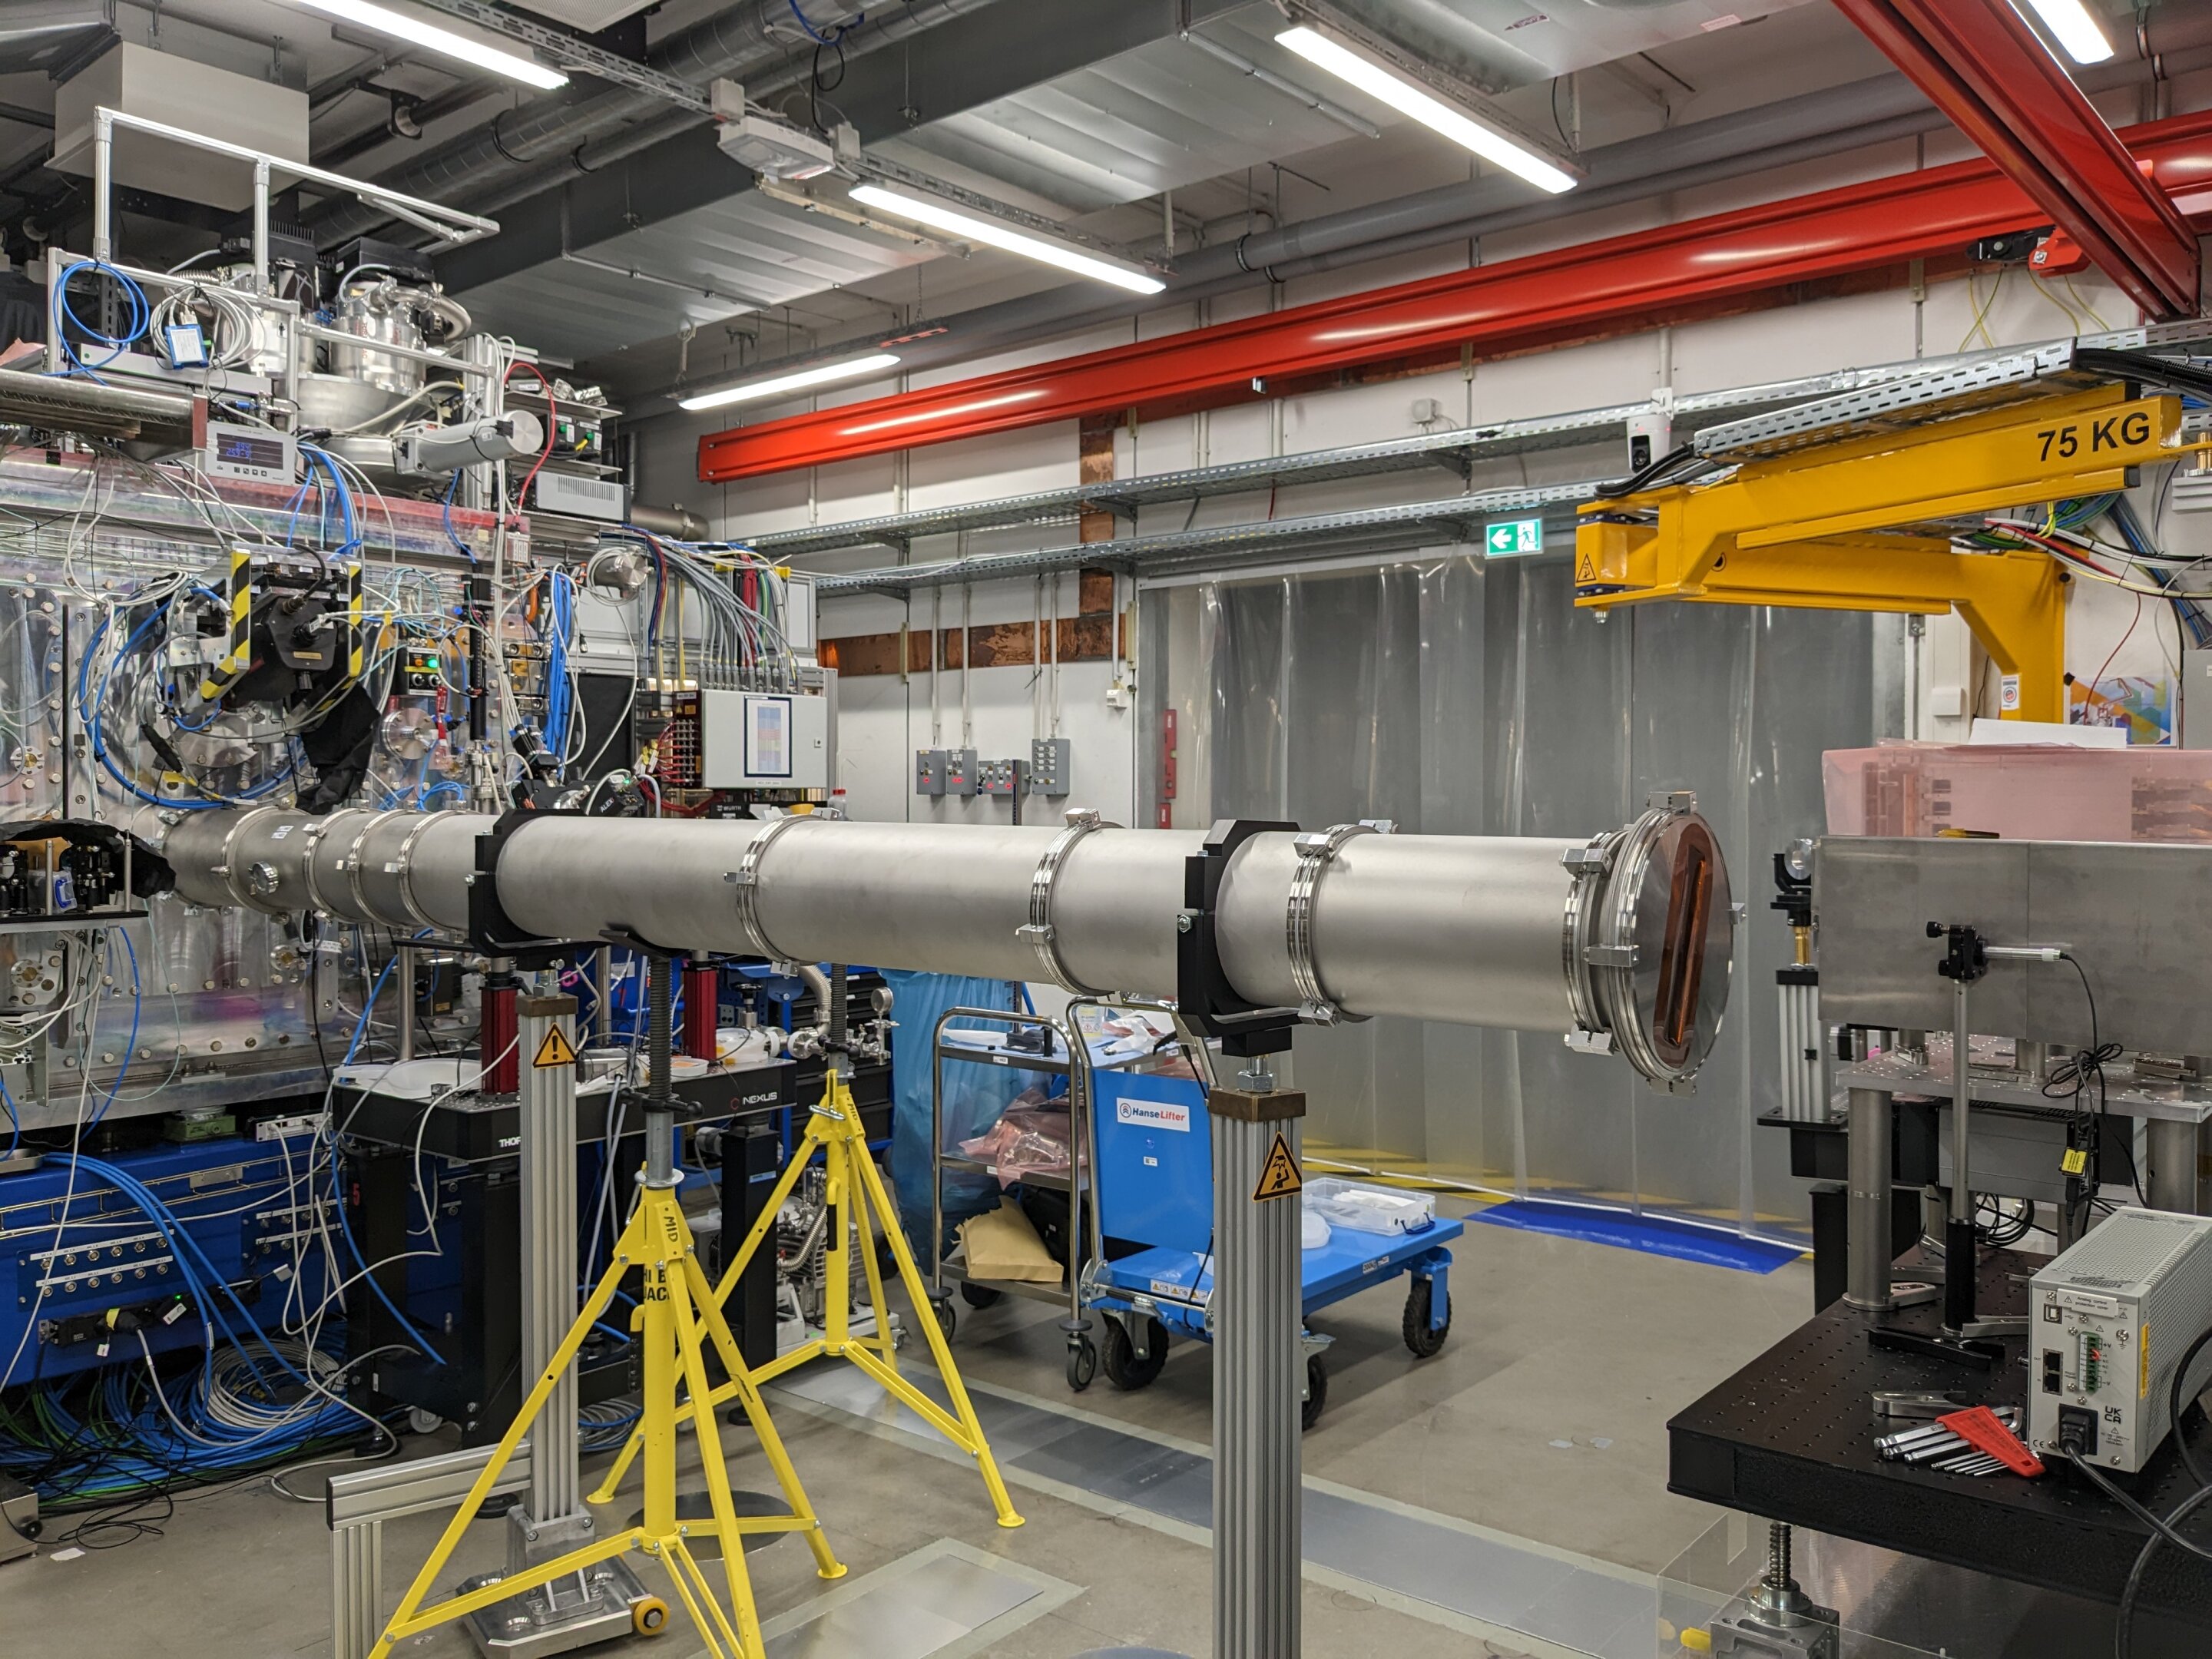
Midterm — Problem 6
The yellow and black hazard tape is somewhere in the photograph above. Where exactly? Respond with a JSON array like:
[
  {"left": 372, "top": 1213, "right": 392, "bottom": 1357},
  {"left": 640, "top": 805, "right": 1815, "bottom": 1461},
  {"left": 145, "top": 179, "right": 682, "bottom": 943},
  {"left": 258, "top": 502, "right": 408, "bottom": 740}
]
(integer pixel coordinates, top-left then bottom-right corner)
[
  {"left": 197, "top": 547, "right": 254, "bottom": 703},
  {"left": 345, "top": 561, "right": 365, "bottom": 686}
]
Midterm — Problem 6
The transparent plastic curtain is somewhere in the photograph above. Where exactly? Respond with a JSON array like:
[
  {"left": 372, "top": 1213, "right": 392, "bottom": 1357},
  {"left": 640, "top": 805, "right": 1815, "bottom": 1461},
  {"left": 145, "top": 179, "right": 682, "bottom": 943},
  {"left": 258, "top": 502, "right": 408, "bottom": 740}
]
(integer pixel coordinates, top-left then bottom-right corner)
[{"left": 1144, "top": 555, "right": 1874, "bottom": 1239}]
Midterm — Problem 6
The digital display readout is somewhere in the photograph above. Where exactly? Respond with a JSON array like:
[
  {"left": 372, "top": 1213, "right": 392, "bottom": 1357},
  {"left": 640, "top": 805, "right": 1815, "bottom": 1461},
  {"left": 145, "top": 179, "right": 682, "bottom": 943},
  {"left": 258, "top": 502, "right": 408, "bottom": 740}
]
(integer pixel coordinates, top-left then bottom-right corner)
[{"left": 214, "top": 432, "right": 288, "bottom": 469}]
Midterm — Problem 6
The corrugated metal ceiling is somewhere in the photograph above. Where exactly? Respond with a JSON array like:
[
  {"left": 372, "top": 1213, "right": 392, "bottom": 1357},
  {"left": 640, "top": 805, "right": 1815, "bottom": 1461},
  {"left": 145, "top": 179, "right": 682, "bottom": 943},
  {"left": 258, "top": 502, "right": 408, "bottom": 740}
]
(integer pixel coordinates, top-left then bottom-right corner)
[
  {"left": 469, "top": 0, "right": 1829, "bottom": 359},
  {"left": 879, "top": 15, "right": 1392, "bottom": 214},
  {"left": 1327, "top": 0, "right": 1821, "bottom": 88},
  {"left": 460, "top": 187, "right": 933, "bottom": 362}
]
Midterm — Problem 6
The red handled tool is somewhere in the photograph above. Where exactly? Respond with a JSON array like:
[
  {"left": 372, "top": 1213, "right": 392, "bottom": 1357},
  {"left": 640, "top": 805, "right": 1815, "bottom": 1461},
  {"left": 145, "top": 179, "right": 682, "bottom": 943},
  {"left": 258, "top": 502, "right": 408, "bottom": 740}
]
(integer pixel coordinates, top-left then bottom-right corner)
[{"left": 1938, "top": 1406, "right": 2045, "bottom": 1477}]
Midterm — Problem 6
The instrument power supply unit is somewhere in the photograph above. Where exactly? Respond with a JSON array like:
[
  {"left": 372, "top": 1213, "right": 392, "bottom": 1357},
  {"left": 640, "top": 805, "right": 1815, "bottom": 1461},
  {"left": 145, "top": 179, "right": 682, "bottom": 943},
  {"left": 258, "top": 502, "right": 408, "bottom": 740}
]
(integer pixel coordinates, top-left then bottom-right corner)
[{"left": 2028, "top": 1207, "right": 2212, "bottom": 1472}]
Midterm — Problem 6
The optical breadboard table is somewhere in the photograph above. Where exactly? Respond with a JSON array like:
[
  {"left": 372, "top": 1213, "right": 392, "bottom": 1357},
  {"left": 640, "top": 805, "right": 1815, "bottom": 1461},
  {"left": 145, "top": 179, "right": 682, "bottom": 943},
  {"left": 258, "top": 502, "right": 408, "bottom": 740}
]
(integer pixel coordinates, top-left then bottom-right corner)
[
  {"left": 333, "top": 1056, "right": 890, "bottom": 1159},
  {"left": 1669, "top": 1246, "right": 2212, "bottom": 1655}
]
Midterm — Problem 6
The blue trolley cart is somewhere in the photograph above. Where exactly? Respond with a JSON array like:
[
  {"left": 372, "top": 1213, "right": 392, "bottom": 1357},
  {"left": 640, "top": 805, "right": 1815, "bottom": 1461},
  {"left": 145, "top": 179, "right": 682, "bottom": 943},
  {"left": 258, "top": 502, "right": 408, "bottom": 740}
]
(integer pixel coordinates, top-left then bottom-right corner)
[{"left": 1079, "top": 1064, "right": 1462, "bottom": 1427}]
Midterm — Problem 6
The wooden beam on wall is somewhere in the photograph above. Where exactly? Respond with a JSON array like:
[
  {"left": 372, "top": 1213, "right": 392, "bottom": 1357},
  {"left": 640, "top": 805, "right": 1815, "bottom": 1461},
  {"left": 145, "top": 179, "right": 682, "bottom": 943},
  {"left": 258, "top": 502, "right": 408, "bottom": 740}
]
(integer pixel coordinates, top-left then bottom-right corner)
[
  {"left": 1078, "top": 414, "right": 1118, "bottom": 545},
  {"left": 823, "top": 614, "right": 1124, "bottom": 677}
]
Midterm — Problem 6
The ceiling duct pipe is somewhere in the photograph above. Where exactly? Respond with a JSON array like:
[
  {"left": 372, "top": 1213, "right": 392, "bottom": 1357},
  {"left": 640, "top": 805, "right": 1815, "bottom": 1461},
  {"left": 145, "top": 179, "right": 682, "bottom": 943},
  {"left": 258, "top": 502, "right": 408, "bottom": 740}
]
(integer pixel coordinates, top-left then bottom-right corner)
[
  {"left": 454, "top": 0, "right": 1005, "bottom": 226},
  {"left": 308, "top": 0, "right": 889, "bottom": 246}
]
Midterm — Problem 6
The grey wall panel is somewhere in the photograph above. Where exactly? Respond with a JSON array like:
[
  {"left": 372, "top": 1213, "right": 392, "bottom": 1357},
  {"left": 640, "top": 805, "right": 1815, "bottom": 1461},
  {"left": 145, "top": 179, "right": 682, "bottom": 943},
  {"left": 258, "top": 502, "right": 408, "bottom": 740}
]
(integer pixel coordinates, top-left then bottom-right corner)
[{"left": 1817, "top": 836, "right": 2212, "bottom": 1054}]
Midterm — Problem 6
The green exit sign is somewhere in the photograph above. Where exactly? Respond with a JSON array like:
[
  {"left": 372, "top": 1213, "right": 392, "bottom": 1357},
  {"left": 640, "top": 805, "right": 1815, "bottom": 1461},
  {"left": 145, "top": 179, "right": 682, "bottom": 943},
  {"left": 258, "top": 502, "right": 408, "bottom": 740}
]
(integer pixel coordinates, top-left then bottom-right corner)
[{"left": 1484, "top": 518, "right": 1545, "bottom": 558}]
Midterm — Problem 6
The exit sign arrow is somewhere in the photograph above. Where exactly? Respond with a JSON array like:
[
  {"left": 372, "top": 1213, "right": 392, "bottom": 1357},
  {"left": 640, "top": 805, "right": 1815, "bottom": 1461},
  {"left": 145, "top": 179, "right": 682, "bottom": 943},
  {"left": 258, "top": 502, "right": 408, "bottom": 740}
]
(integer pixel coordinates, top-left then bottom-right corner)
[{"left": 1484, "top": 518, "right": 1544, "bottom": 557}]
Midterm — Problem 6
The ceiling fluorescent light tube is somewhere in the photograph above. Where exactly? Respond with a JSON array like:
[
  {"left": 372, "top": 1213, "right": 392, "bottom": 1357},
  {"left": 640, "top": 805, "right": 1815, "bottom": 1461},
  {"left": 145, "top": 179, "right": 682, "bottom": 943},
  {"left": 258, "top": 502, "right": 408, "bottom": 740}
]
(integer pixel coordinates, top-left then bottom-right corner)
[
  {"left": 847, "top": 184, "right": 1166, "bottom": 295},
  {"left": 1276, "top": 24, "right": 1576, "bottom": 194},
  {"left": 679, "top": 353, "right": 902, "bottom": 412},
  {"left": 283, "top": 0, "right": 568, "bottom": 89},
  {"left": 2016, "top": 0, "right": 2114, "bottom": 65}
]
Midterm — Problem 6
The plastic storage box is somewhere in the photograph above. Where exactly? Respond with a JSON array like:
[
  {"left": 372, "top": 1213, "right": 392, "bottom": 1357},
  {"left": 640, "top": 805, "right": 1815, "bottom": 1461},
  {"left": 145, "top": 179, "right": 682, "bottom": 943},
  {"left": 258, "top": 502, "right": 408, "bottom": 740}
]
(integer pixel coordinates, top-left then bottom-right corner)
[{"left": 1822, "top": 741, "right": 2212, "bottom": 842}]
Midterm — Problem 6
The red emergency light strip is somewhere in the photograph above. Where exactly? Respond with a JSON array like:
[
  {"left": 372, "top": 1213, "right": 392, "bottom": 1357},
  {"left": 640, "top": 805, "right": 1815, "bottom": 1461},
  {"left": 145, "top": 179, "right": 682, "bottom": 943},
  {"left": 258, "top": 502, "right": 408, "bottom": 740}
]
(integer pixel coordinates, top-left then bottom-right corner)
[
  {"left": 697, "top": 109, "right": 2212, "bottom": 485},
  {"left": 1834, "top": 0, "right": 2200, "bottom": 320}
]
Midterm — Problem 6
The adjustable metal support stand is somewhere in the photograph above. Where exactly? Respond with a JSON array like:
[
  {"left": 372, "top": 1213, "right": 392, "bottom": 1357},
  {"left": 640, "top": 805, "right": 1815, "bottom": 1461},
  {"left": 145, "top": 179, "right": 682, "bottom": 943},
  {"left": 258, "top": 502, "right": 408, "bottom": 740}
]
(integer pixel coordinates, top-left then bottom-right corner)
[
  {"left": 459, "top": 994, "right": 652, "bottom": 1658},
  {"left": 366, "top": 955, "right": 845, "bottom": 1659},
  {"left": 1178, "top": 820, "right": 1310, "bottom": 1659},
  {"left": 608, "top": 1051, "right": 1026, "bottom": 1530},
  {"left": 1209, "top": 1061, "right": 1306, "bottom": 1659},
  {"left": 1869, "top": 923, "right": 2055, "bottom": 1369}
]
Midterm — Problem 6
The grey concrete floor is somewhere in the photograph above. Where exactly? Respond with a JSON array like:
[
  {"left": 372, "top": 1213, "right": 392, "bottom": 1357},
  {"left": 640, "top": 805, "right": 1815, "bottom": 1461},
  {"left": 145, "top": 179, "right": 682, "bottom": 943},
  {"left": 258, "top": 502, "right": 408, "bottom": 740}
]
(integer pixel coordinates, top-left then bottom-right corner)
[
  {"left": 951, "top": 1199, "right": 1814, "bottom": 1575},
  {"left": 0, "top": 1201, "right": 1810, "bottom": 1657}
]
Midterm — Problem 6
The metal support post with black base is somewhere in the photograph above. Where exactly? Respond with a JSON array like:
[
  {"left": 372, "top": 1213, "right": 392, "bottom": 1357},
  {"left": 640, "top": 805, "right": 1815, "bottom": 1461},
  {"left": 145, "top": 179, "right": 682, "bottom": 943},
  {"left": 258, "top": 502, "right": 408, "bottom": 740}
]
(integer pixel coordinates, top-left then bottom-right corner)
[
  {"left": 1177, "top": 819, "right": 1322, "bottom": 1659},
  {"left": 459, "top": 993, "right": 654, "bottom": 1658},
  {"left": 1869, "top": 922, "right": 2060, "bottom": 1369}
]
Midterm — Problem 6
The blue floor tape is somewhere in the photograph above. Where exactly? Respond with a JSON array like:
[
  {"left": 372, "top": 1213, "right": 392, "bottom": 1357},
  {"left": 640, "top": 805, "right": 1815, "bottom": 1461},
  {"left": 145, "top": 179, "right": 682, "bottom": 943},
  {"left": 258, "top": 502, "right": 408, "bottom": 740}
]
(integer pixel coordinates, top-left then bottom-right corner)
[{"left": 1473, "top": 1199, "right": 1802, "bottom": 1274}]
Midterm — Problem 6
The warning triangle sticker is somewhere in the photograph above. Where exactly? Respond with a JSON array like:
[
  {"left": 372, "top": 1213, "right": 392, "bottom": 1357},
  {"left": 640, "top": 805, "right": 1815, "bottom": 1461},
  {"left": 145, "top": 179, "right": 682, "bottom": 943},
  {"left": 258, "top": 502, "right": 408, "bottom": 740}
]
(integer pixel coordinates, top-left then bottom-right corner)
[
  {"left": 1577, "top": 555, "right": 1597, "bottom": 583},
  {"left": 533, "top": 1025, "right": 579, "bottom": 1069},
  {"left": 1252, "top": 1132, "right": 1303, "bottom": 1203}
]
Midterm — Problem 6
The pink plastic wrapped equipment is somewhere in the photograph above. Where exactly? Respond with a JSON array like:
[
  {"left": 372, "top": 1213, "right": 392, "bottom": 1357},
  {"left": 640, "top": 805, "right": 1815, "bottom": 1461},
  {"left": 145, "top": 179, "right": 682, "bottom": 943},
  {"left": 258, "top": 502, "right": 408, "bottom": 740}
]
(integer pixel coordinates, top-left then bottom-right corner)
[
  {"left": 1823, "top": 741, "right": 2212, "bottom": 842},
  {"left": 959, "top": 1095, "right": 1080, "bottom": 1189}
]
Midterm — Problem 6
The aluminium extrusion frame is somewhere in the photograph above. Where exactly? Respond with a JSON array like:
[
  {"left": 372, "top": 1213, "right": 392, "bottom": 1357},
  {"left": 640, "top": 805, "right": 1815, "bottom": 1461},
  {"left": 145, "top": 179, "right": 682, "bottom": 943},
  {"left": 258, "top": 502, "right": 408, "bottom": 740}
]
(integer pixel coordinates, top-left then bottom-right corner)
[
  {"left": 331, "top": 1442, "right": 538, "bottom": 1659},
  {"left": 462, "top": 992, "right": 652, "bottom": 1656},
  {"left": 1171, "top": 820, "right": 1310, "bottom": 1659},
  {"left": 1208, "top": 1068, "right": 1307, "bottom": 1659},
  {"left": 83, "top": 108, "right": 498, "bottom": 288},
  {"left": 325, "top": 1002, "right": 647, "bottom": 1659}
]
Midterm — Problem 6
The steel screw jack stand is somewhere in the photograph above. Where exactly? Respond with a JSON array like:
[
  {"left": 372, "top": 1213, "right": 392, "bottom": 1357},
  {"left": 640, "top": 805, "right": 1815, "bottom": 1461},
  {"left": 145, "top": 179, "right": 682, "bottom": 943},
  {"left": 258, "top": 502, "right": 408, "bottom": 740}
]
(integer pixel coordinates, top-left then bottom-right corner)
[
  {"left": 596, "top": 1045, "right": 1025, "bottom": 1531},
  {"left": 1705, "top": 1523, "right": 1840, "bottom": 1657},
  {"left": 367, "top": 955, "right": 846, "bottom": 1659}
]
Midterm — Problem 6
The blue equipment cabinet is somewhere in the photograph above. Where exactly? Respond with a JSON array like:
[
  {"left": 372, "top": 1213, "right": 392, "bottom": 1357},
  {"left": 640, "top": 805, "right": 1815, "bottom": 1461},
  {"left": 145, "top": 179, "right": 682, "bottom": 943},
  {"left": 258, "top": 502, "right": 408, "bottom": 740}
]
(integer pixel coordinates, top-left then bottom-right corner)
[
  {"left": 0, "top": 1129, "right": 334, "bottom": 1388},
  {"left": 1082, "top": 1068, "right": 1461, "bottom": 1426}
]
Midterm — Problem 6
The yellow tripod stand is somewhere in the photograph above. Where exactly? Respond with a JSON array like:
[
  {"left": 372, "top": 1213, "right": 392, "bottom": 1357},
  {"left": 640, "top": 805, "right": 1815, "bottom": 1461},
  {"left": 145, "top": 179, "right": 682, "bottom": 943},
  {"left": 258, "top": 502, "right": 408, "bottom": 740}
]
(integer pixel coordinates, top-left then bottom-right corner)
[
  {"left": 593, "top": 1060, "right": 1024, "bottom": 1529},
  {"left": 368, "top": 1178, "right": 845, "bottom": 1659}
]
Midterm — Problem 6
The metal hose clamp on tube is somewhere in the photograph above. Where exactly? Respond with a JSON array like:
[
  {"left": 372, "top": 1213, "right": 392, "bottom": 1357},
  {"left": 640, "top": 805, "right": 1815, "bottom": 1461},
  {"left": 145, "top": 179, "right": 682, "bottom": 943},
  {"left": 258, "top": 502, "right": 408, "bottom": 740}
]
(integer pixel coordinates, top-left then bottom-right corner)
[
  {"left": 1284, "top": 820, "right": 1387, "bottom": 1025},
  {"left": 724, "top": 812, "right": 820, "bottom": 961},
  {"left": 145, "top": 803, "right": 1736, "bottom": 1092},
  {"left": 1019, "top": 807, "right": 1117, "bottom": 995}
]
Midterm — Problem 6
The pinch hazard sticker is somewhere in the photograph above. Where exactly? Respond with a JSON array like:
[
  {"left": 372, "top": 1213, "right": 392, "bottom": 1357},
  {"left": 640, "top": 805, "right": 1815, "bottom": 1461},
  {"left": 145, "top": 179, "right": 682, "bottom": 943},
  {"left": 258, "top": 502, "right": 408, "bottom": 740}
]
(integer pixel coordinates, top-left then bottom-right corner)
[{"left": 1252, "top": 1133, "right": 1303, "bottom": 1202}]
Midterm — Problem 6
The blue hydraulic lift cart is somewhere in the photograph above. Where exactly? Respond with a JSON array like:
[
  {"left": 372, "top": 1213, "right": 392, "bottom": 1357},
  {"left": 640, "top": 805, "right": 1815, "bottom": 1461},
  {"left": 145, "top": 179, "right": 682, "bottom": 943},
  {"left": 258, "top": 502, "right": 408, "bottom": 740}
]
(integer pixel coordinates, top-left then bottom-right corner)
[{"left": 1079, "top": 1068, "right": 1462, "bottom": 1428}]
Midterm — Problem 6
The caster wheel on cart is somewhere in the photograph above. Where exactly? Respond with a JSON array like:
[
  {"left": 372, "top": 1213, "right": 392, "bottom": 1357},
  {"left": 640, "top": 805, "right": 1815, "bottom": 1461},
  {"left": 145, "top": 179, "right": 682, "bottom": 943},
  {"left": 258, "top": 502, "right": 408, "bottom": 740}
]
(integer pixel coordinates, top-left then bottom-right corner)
[
  {"left": 1402, "top": 1277, "right": 1451, "bottom": 1359},
  {"left": 1103, "top": 1316, "right": 1169, "bottom": 1390},
  {"left": 1301, "top": 1355, "right": 1328, "bottom": 1431},
  {"left": 631, "top": 1597, "right": 669, "bottom": 1637},
  {"left": 931, "top": 1296, "right": 957, "bottom": 1342},
  {"left": 959, "top": 1281, "right": 1004, "bottom": 1310},
  {"left": 1067, "top": 1336, "right": 1098, "bottom": 1392}
]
